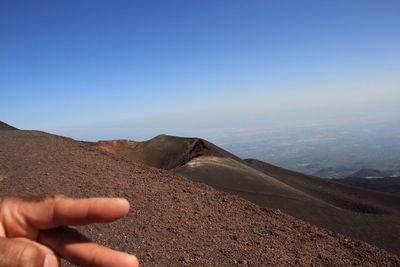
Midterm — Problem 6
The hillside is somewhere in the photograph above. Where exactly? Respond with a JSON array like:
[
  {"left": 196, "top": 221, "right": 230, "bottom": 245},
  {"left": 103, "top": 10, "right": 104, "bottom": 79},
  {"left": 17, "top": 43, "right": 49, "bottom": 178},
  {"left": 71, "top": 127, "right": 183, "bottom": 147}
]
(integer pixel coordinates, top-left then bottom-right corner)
[
  {"left": 334, "top": 177, "right": 400, "bottom": 196},
  {"left": 1, "top": 130, "right": 400, "bottom": 265},
  {"left": 93, "top": 135, "right": 240, "bottom": 170},
  {"left": 94, "top": 135, "right": 400, "bottom": 256},
  {"left": 0, "top": 121, "right": 18, "bottom": 130},
  {"left": 327, "top": 168, "right": 400, "bottom": 196}
]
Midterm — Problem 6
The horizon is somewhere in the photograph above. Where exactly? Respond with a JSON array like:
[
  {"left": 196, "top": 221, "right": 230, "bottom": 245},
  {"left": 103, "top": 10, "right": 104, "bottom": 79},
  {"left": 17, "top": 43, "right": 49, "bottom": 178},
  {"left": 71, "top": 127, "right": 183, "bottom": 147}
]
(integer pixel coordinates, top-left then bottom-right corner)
[{"left": 1, "top": 1, "right": 400, "bottom": 141}]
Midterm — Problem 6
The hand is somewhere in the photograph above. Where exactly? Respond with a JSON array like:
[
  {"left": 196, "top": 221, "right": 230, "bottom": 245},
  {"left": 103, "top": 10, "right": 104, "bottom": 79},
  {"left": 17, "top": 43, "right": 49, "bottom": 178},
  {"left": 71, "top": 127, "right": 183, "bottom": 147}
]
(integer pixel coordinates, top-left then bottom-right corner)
[{"left": 0, "top": 196, "right": 139, "bottom": 267}]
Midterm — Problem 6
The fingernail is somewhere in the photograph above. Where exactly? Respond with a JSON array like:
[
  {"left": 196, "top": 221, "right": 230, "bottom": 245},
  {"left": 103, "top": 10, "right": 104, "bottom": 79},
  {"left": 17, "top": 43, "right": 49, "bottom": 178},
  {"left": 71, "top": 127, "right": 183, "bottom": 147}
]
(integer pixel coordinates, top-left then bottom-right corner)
[
  {"left": 43, "top": 254, "right": 59, "bottom": 267},
  {"left": 115, "top": 198, "right": 130, "bottom": 206}
]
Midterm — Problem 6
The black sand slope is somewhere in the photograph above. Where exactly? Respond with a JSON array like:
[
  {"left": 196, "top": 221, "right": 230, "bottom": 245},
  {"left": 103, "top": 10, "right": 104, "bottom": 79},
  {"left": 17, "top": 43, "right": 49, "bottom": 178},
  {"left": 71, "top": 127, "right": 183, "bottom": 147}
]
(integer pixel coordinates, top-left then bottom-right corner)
[{"left": 333, "top": 176, "right": 400, "bottom": 196}]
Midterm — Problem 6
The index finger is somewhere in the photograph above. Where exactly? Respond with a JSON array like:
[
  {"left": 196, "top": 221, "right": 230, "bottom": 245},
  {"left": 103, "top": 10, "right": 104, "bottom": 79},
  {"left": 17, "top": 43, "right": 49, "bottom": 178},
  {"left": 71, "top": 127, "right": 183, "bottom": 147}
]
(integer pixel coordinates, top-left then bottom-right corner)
[
  {"left": 39, "top": 227, "right": 139, "bottom": 267},
  {"left": 17, "top": 196, "right": 130, "bottom": 229}
]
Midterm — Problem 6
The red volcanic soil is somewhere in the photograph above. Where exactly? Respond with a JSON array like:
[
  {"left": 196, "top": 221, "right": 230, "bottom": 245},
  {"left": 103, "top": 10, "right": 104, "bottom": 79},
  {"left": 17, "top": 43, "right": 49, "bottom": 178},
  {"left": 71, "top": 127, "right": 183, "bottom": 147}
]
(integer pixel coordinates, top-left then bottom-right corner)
[{"left": 1, "top": 130, "right": 400, "bottom": 266}]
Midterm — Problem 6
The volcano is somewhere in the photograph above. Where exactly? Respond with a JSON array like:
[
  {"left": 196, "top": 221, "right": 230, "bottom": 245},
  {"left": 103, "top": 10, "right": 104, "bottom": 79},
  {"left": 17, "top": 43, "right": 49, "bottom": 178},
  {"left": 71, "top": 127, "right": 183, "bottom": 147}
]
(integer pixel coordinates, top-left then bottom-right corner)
[
  {"left": 93, "top": 134, "right": 400, "bottom": 256},
  {"left": 0, "top": 125, "right": 399, "bottom": 266}
]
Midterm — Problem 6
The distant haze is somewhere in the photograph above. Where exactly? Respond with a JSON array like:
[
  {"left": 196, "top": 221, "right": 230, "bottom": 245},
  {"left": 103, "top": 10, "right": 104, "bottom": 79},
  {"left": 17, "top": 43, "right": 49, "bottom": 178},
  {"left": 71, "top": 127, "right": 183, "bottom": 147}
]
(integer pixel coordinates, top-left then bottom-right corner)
[{"left": 218, "top": 120, "right": 400, "bottom": 177}]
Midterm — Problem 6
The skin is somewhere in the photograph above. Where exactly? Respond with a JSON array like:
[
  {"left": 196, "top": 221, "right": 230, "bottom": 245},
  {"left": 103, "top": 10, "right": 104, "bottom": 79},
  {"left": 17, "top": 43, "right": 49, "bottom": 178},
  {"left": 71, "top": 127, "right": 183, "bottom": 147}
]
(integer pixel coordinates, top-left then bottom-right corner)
[{"left": 0, "top": 196, "right": 139, "bottom": 267}]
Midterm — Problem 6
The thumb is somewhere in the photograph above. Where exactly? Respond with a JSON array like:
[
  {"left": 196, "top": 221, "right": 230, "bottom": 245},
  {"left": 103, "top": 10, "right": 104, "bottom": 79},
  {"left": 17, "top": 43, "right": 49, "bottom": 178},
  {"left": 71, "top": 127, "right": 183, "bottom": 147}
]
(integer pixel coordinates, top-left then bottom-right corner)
[{"left": 0, "top": 237, "right": 59, "bottom": 267}]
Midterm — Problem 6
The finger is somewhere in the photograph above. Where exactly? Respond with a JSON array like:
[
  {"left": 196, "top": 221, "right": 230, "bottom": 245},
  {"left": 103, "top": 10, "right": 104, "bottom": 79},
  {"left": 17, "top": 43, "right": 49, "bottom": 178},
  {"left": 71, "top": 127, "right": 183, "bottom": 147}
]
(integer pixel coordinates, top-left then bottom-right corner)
[
  {"left": 16, "top": 196, "right": 130, "bottom": 229},
  {"left": 39, "top": 227, "right": 139, "bottom": 267},
  {"left": 0, "top": 237, "right": 60, "bottom": 267}
]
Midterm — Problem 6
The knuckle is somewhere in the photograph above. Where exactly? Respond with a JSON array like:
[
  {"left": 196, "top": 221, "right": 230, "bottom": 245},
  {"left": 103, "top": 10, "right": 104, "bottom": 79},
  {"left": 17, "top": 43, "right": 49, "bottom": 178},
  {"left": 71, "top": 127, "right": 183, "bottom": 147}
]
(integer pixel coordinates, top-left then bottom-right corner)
[{"left": 0, "top": 198, "right": 20, "bottom": 227}]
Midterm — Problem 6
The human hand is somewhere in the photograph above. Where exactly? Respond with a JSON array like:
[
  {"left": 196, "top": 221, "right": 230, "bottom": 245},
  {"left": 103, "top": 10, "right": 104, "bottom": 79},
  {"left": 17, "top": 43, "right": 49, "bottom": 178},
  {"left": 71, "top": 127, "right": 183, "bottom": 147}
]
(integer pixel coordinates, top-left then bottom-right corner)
[{"left": 0, "top": 196, "right": 139, "bottom": 267}]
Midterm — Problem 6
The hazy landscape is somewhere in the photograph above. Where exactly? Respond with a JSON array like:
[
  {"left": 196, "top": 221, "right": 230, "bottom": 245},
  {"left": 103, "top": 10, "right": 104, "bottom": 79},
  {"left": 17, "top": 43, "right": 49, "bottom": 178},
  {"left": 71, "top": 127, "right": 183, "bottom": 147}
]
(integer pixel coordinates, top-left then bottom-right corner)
[{"left": 218, "top": 121, "right": 400, "bottom": 178}]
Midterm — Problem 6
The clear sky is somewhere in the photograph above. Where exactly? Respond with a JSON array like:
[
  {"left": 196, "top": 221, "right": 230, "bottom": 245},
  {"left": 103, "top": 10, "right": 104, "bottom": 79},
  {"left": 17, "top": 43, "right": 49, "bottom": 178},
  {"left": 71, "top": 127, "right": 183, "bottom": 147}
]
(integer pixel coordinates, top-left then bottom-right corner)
[{"left": 1, "top": 0, "right": 399, "bottom": 141}]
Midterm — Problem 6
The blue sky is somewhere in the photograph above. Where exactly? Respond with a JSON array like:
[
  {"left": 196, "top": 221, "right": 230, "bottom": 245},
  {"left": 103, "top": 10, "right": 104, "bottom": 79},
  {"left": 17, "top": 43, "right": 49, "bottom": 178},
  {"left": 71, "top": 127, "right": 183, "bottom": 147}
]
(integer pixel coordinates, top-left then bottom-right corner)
[{"left": 1, "top": 0, "right": 399, "bottom": 141}]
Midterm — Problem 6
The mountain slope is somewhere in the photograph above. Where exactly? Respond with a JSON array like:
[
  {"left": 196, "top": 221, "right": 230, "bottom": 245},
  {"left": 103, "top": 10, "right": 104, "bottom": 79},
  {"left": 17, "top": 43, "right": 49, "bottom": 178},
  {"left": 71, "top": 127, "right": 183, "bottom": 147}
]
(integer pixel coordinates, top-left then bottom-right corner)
[
  {"left": 329, "top": 168, "right": 400, "bottom": 196},
  {"left": 0, "top": 121, "right": 18, "bottom": 130},
  {"left": 2, "top": 130, "right": 399, "bottom": 265},
  {"left": 333, "top": 176, "right": 400, "bottom": 196},
  {"left": 93, "top": 135, "right": 400, "bottom": 255},
  {"left": 93, "top": 135, "right": 240, "bottom": 170}
]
